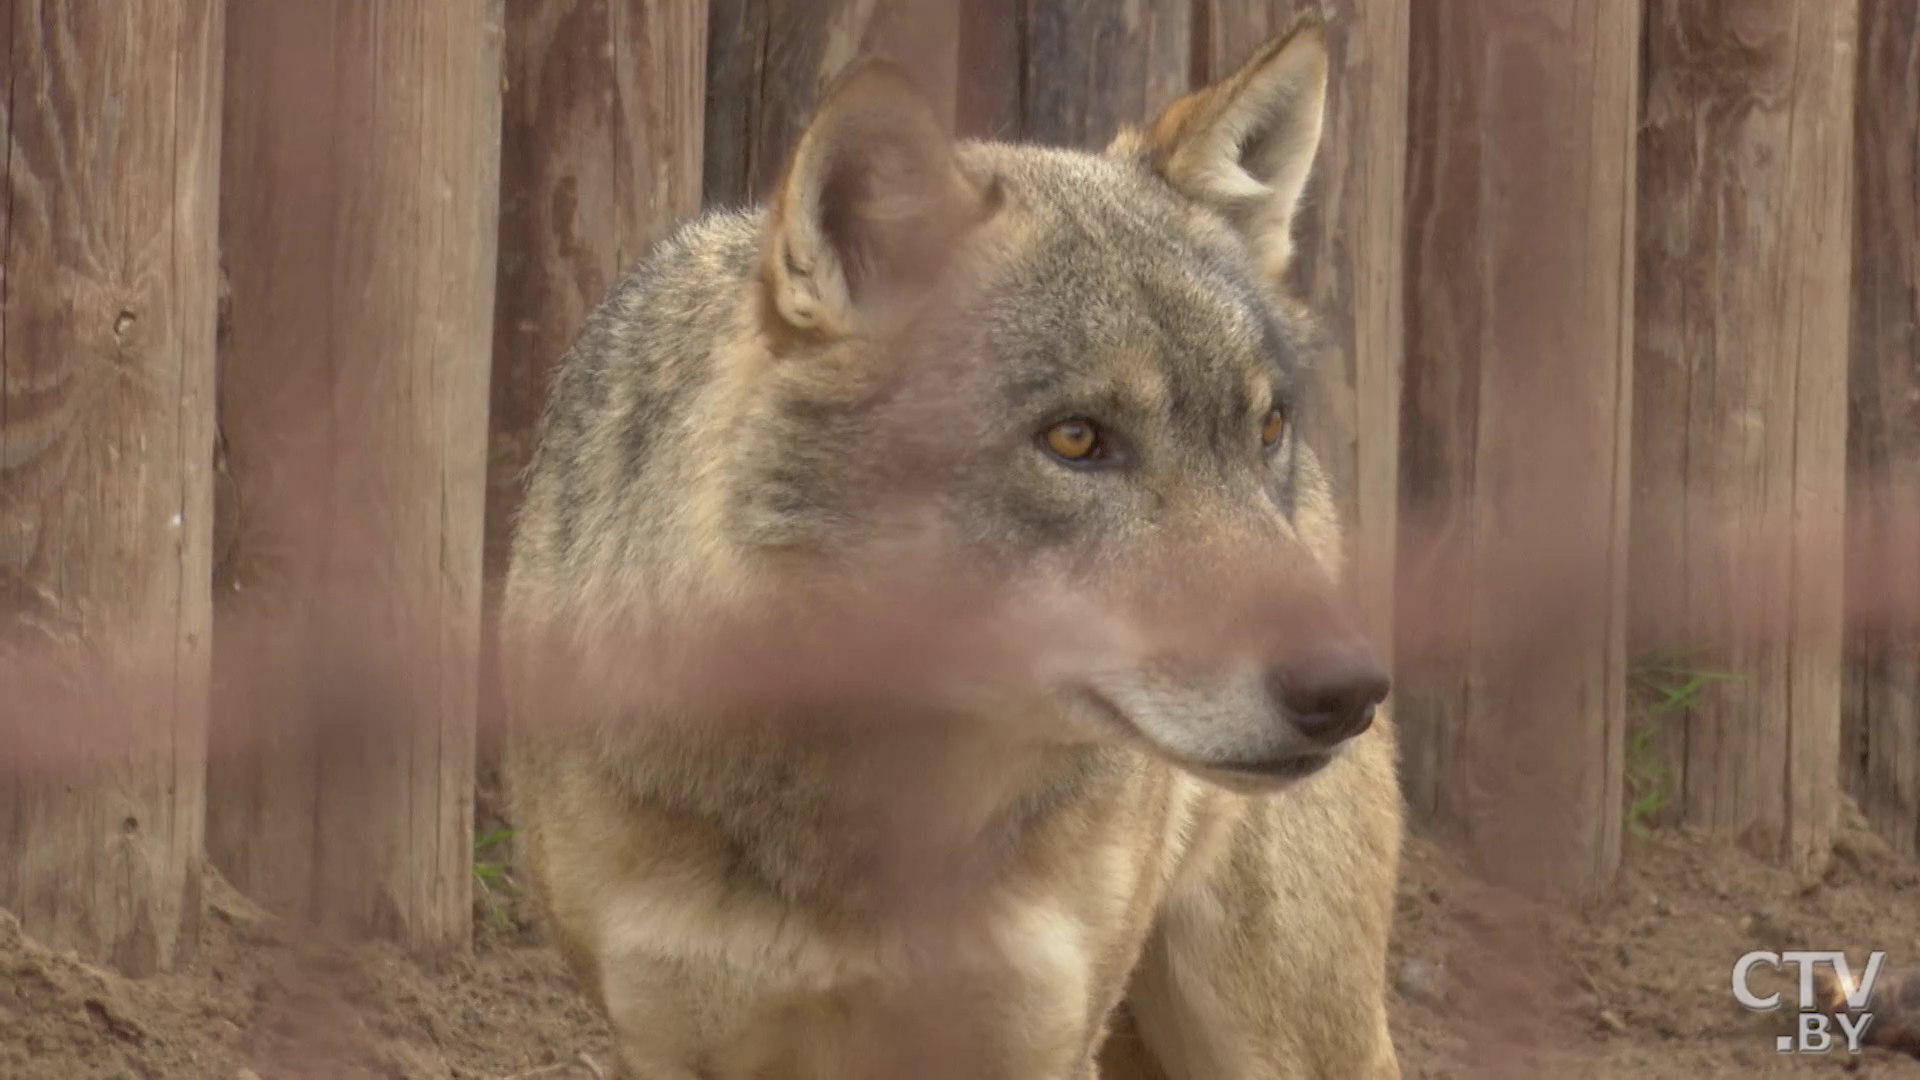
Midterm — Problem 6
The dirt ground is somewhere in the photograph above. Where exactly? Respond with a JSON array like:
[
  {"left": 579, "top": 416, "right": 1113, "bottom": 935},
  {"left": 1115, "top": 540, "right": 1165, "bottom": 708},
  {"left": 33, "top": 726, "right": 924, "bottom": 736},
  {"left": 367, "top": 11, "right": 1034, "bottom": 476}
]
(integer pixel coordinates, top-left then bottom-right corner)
[{"left": 7, "top": 789, "right": 1920, "bottom": 1080}]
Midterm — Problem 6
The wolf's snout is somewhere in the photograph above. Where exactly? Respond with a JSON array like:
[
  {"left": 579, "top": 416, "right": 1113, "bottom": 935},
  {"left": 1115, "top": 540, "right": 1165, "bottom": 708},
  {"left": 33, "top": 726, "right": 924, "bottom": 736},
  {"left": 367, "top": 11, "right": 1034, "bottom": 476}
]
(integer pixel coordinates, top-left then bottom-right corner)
[{"left": 1267, "top": 644, "right": 1391, "bottom": 745}]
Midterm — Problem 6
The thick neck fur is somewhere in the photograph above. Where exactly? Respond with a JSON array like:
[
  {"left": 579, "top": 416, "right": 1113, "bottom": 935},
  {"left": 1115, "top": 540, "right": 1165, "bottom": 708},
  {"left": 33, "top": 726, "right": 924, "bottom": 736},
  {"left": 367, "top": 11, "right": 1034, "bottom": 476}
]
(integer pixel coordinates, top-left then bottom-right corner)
[{"left": 597, "top": 706, "right": 1120, "bottom": 921}]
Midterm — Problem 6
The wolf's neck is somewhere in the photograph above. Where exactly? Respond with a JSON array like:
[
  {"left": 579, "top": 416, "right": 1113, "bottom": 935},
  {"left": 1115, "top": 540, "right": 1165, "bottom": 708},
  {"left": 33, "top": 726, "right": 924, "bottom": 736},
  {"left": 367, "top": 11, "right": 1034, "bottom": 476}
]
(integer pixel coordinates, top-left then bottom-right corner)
[{"left": 605, "top": 713, "right": 1116, "bottom": 917}]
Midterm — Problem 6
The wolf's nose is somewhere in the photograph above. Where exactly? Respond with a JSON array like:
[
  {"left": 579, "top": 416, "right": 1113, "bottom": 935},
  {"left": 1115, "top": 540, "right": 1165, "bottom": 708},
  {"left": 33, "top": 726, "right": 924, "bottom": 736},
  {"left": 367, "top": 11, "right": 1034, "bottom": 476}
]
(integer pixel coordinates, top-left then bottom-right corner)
[{"left": 1267, "top": 645, "right": 1392, "bottom": 744}]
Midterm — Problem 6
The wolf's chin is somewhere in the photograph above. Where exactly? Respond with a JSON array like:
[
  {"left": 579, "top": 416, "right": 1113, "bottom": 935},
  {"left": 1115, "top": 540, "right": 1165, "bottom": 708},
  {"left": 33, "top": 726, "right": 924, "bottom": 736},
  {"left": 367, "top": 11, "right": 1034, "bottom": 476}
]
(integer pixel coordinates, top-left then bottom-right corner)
[
  {"left": 1071, "top": 687, "right": 1339, "bottom": 793},
  {"left": 1189, "top": 750, "right": 1337, "bottom": 794}
]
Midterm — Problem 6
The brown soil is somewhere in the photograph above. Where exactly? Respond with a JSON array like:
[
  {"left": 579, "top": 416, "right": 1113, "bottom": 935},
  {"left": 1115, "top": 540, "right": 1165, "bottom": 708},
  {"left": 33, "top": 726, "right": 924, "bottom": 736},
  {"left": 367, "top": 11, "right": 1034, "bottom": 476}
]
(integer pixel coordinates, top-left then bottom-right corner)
[
  {"left": 1386, "top": 800, "right": 1920, "bottom": 1078},
  {"left": 7, "top": 792, "right": 1920, "bottom": 1080}
]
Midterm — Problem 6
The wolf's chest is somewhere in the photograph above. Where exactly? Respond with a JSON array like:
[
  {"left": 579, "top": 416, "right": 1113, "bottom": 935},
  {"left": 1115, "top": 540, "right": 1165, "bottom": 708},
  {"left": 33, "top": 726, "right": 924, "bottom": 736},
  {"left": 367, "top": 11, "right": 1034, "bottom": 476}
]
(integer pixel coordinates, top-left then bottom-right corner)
[{"left": 591, "top": 886, "right": 1098, "bottom": 1077}]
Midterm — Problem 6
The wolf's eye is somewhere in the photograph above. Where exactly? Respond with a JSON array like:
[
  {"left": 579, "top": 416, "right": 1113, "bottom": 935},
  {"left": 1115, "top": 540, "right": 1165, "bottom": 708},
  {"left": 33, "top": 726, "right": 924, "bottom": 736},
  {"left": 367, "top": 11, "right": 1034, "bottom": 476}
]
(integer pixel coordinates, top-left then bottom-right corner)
[
  {"left": 1042, "top": 418, "right": 1103, "bottom": 463},
  {"left": 1261, "top": 406, "right": 1289, "bottom": 448}
]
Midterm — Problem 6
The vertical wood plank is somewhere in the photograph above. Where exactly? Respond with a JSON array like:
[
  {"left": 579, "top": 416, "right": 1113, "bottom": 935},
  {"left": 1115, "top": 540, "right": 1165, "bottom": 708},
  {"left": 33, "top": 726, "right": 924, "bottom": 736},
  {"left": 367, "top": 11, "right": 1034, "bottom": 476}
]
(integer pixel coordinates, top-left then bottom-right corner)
[
  {"left": 1844, "top": 0, "right": 1920, "bottom": 857},
  {"left": 0, "top": 0, "right": 223, "bottom": 974},
  {"left": 210, "top": 0, "right": 503, "bottom": 951},
  {"left": 1195, "top": 0, "right": 1408, "bottom": 652},
  {"left": 1633, "top": 0, "right": 1858, "bottom": 876},
  {"left": 485, "top": 0, "right": 709, "bottom": 760},
  {"left": 705, "top": 0, "right": 960, "bottom": 208},
  {"left": 957, "top": 0, "right": 1190, "bottom": 148},
  {"left": 1398, "top": 0, "right": 1638, "bottom": 899}
]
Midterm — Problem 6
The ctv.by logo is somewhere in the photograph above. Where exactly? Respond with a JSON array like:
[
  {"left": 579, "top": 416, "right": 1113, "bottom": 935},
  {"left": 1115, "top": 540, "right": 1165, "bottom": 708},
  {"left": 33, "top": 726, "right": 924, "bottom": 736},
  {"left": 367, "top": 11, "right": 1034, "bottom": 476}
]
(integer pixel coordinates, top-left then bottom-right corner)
[{"left": 1732, "top": 950, "right": 1886, "bottom": 1054}]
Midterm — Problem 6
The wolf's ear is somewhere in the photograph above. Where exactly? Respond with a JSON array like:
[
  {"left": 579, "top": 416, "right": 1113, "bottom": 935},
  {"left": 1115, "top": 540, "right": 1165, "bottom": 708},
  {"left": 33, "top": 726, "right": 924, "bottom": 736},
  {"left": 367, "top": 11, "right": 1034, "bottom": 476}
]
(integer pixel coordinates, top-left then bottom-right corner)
[
  {"left": 762, "top": 62, "right": 989, "bottom": 339},
  {"left": 1111, "top": 14, "right": 1328, "bottom": 281}
]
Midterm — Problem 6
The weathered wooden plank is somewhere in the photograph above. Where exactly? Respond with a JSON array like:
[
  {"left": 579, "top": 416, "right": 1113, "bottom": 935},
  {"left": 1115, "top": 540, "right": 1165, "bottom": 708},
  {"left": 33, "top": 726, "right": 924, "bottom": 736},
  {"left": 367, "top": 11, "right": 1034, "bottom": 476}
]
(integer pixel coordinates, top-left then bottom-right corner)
[
  {"left": 0, "top": 0, "right": 222, "bottom": 974},
  {"left": 1844, "top": 0, "right": 1920, "bottom": 857},
  {"left": 1398, "top": 0, "right": 1638, "bottom": 899},
  {"left": 957, "top": 0, "right": 1190, "bottom": 148},
  {"left": 484, "top": 0, "right": 709, "bottom": 761},
  {"left": 1195, "top": 0, "right": 1408, "bottom": 651},
  {"left": 705, "top": 0, "right": 960, "bottom": 207},
  {"left": 1632, "top": 0, "right": 1858, "bottom": 877},
  {"left": 209, "top": 0, "right": 503, "bottom": 951}
]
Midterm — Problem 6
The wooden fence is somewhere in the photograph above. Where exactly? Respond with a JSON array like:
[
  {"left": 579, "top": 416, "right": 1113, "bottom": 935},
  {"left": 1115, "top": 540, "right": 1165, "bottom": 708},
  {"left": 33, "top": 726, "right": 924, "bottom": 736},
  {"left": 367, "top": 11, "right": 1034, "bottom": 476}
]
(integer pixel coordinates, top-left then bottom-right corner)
[{"left": 1, "top": 0, "right": 1915, "bottom": 973}]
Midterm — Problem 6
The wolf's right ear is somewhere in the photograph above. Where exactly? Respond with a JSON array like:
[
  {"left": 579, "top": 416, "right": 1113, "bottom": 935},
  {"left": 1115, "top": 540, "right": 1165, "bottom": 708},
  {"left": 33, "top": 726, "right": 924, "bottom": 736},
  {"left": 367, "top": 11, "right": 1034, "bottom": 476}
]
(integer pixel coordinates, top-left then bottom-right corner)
[
  {"left": 1109, "top": 13, "right": 1329, "bottom": 283},
  {"left": 761, "top": 62, "right": 990, "bottom": 340}
]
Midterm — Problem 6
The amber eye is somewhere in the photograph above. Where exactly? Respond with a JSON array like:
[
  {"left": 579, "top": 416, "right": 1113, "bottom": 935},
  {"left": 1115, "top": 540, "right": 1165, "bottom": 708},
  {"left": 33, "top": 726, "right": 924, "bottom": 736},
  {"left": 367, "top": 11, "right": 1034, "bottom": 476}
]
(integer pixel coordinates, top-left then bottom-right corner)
[
  {"left": 1043, "top": 418, "right": 1102, "bottom": 463},
  {"left": 1261, "top": 406, "right": 1289, "bottom": 448}
]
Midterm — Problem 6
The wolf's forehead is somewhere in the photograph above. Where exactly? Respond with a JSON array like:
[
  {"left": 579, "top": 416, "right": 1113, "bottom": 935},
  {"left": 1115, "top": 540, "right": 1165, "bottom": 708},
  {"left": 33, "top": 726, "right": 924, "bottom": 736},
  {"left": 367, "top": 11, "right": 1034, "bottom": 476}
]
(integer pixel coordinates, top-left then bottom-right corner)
[
  {"left": 979, "top": 215, "right": 1288, "bottom": 383},
  {"left": 950, "top": 143, "right": 1303, "bottom": 399}
]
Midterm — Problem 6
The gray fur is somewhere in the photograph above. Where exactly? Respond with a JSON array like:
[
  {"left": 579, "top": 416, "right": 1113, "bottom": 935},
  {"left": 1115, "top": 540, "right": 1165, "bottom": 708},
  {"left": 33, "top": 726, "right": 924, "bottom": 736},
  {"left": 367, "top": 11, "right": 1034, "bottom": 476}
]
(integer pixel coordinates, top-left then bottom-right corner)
[{"left": 502, "top": 15, "right": 1405, "bottom": 1079}]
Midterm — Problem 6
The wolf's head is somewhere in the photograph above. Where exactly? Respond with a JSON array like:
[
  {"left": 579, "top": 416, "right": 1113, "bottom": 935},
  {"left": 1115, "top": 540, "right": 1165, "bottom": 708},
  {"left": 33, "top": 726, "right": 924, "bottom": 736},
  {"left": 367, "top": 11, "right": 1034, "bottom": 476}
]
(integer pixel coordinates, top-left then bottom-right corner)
[{"left": 731, "top": 15, "right": 1388, "bottom": 791}]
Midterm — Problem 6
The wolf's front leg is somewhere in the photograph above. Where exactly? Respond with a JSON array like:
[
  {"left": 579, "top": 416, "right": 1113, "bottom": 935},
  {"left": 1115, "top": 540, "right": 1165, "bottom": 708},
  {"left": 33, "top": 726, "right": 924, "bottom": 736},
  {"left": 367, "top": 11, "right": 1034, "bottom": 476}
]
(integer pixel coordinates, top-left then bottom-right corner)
[{"left": 1115, "top": 730, "right": 1405, "bottom": 1080}]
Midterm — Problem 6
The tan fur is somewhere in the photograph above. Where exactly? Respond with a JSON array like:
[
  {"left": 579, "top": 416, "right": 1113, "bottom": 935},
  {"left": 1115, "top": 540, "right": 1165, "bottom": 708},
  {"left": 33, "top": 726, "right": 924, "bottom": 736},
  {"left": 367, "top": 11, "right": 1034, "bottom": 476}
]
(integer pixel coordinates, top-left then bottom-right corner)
[{"left": 502, "top": 13, "right": 1403, "bottom": 1079}]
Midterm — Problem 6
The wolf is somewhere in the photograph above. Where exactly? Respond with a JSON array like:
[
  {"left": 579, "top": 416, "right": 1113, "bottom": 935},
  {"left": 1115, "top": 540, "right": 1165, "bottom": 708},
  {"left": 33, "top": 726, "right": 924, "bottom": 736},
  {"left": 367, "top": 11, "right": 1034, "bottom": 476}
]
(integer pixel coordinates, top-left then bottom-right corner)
[{"left": 501, "top": 13, "right": 1404, "bottom": 1079}]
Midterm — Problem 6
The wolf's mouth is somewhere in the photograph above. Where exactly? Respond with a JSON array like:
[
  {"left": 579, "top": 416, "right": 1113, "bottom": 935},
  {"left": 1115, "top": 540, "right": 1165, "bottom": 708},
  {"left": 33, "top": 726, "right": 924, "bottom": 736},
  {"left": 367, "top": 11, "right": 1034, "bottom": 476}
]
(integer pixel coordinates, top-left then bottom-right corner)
[
  {"left": 1076, "top": 685, "right": 1157, "bottom": 746},
  {"left": 1076, "top": 687, "right": 1338, "bottom": 789},
  {"left": 1199, "top": 751, "right": 1337, "bottom": 794},
  {"left": 1185, "top": 751, "right": 1339, "bottom": 796}
]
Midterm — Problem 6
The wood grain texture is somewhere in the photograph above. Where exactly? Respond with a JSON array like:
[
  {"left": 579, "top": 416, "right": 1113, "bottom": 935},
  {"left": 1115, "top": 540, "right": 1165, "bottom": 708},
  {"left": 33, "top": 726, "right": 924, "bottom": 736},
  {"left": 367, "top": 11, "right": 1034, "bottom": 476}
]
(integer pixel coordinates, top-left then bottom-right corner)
[
  {"left": 490, "top": 0, "right": 709, "bottom": 585},
  {"left": 957, "top": 0, "right": 1190, "bottom": 148},
  {"left": 209, "top": 0, "right": 503, "bottom": 951},
  {"left": 1843, "top": 0, "right": 1919, "bottom": 857},
  {"left": 1196, "top": 0, "right": 1408, "bottom": 651},
  {"left": 1397, "top": 0, "right": 1638, "bottom": 899},
  {"left": 704, "top": 0, "right": 960, "bottom": 207},
  {"left": 484, "top": 0, "right": 708, "bottom": 760},
  {"left": 1632, "top": 0, "right": 1857, "bottom": 877},
  {"left": 0, "top": 0, "right": 222, "bottom": 975}
]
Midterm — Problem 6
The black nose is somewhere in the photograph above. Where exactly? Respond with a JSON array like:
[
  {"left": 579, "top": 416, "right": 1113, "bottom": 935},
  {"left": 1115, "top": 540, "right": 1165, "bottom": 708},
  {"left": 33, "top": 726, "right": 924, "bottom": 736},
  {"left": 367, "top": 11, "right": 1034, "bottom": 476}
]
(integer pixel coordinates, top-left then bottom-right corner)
[{"left": 1267, "top": 644, "right": 1392, "bottom": 744}]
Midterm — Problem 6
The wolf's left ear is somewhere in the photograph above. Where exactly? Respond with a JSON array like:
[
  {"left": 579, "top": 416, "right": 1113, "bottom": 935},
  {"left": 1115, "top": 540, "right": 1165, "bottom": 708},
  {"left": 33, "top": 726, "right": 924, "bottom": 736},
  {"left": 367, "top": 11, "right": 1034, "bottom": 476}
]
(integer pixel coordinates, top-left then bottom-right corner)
[
  {"left": 762, "top": 61, "right": 991, "bottom": 339},
  {"left": 1110, "top": 13, "right": 1328, "bottom": 281}
]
